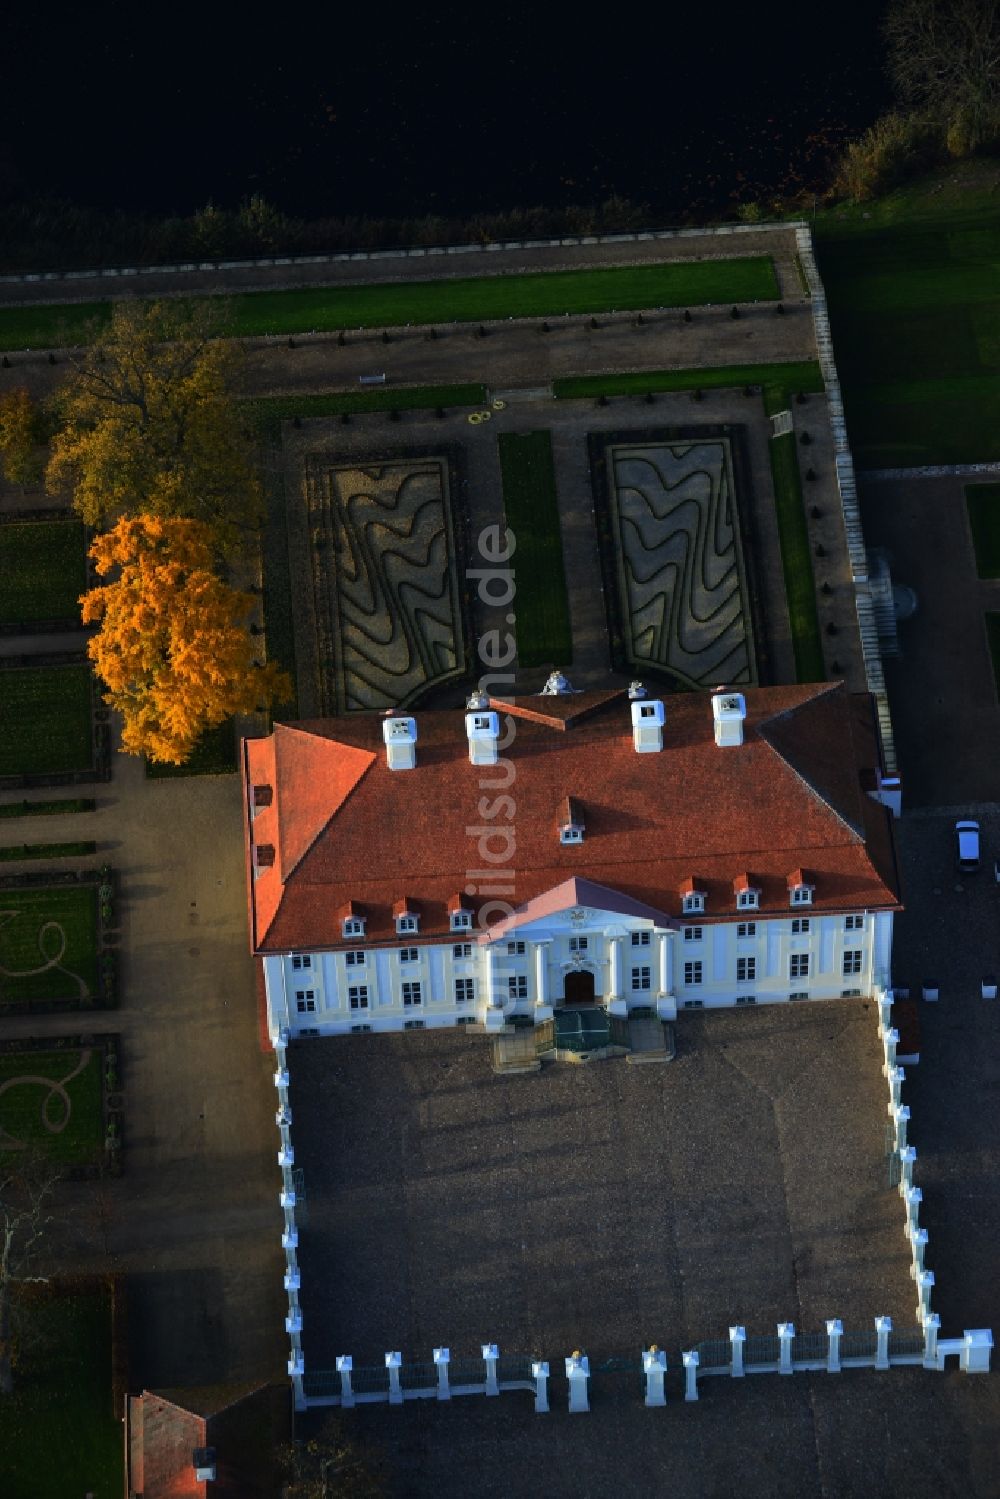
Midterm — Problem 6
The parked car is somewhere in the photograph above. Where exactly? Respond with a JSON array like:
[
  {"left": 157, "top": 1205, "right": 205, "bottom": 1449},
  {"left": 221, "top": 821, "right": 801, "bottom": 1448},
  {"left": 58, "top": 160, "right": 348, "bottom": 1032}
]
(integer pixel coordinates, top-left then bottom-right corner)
[{"left": 955, "top": 819, "right": 981, "bottom": 873}]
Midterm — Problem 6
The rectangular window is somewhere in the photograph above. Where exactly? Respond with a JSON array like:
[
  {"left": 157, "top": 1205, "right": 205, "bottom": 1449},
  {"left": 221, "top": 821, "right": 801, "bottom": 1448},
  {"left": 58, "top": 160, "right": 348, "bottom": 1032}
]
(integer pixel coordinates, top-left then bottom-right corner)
[
  {"left": 345, "top": 950, "right": 365, "bottom": 966},
  {"left": 450, "top": 911, "right": 472, "bottom": 931},
  {"left": 791, "top": 918, "right": 811, "bottom": 935},
  {"left": 569, "top": 936, "right": 588, "bottom": 952},
  {"left": 736, "top": 922, "right": 757, "bottom": 939},
  {"left": 397, "top": 916, "right": 418, "bottom": 933},
  {"left": 631, "top": 931, "right": 651, "bottom": 947},
  {"left": 399, "top": 947, "right": 418, "bottom": 964},
  {"left": 402, "top": 981, "right": 422, "bottom": 1007},
  {"left": 455, "top": 1015, "right": 476, "bottom": 1026},
  {"left": 845, "top": 914, "right": 864, "bottom": 931},
  {"left": 508, "top": 975, "right": 528, "bottom": 1000},
  {"left": 841, "top": 988, "right": 862, "bottom": 998},
  {"left": 291, "top": 954, "right": 311, "bottom": 971},
  {"left": 507, "top": 940, "right": 526, "bottom": 955},
  {"left": 684, "top": 961, "right": 703, "bottom": 985},
  {"left": 842, "top": 949, "right": 863, "bottom": 976},
  {"left": 404, "top": 1019, "right": 425, "bottom": 1030},
  {"left": 631, "top": 965, "right": 652, "bottom": 991},
  {"left": 351, "top": 1023, "right": 372, "bottom": 1033},
  {"left": 348, "top": 985, "right": 369, "bottom": 1011},
  {"left": 737, "top": 957, "right": 756, "bottom": 983},
  {"left": 682, "top": 893, "right": 705, "bottom": 915},
  {"left": 455, "top": 978, "right": 476, "bottom": 1004},
  {"left": 737, "top": 890, "right": 758, "bottom": 910},
  {"left": 343, "top": 918, "right": 364, "bottom": 937},
  {"left": 295, "top": 990, "right": 316, "bottom": 1014},
  {"left": 683, "top": 999, "right": 704, "bottom": 1010},
  {"left": 789, "top": 954, "right": 810, "bottom": 980},
  {"left": 735, "top": 995, "right": 756, "bottom": 1006},
  {"left": 789, "top": 991, "right": 808, "bottom": 1001},
  {"left": 299, "top": 1027, "right": 320, "bottom": 1036},
  {"left": 683, "top": 926, "right": 703, "bottom": 943},
  {"left": 791, "top": 886, "right": 813, "bottom": 906},
  {"left": 453, "top": 943, "right": 472, "bottom": 959}
]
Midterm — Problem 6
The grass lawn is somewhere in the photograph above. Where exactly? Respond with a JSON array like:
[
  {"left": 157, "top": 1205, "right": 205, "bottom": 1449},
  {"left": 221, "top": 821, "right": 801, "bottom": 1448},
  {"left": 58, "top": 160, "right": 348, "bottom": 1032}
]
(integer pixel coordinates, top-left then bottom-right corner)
[
  {"left": 965, "top": 484, "right": 1000, "bottom": 577},
  {"left": 769, "top": 432, "right": 825, "bottom": 682},
  {"left": 0, "top": 258, "right": 779, "bottom": 349},
  {"left": 497, "top": 431, "right": 573, "bottom": 669},
  {"left": 0, "top": 797, "right": 95, "bottom": 818},
  {"left": 0, "top": 1284, "right": 123, "bottom": 1499},
  {"left": 0, "top": 1046, "right": 103, "bottom": 1162},
  {"left": 146, "top": 717, "right": 237, "bottom": 777},
  {"left": 554, "top": 360, "right": 823, "bottom": 414},
  {"left": 0, "top": 520, "right": 87, "bottom": 626},
  {"left": 247, "top": 382, "right": 487, "bottom": 441},
  {"left": 0, "top": 664, "right": 93, "bottom": 776},
  {"left": 0, "top": 883, "right": 99, "bottom": 1008}
]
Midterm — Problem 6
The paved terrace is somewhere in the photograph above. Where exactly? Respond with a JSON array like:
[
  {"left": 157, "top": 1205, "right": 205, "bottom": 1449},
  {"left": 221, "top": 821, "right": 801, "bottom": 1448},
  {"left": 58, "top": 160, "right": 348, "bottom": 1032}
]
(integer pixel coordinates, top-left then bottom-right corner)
[{"left": 289, "top": 999, "right": 913, "bottom": 1374}]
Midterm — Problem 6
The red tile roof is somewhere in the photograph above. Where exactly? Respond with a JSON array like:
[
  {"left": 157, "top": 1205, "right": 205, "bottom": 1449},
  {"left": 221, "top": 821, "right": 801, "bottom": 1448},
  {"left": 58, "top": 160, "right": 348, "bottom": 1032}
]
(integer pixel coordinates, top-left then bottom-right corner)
[{"left": 242, "top": 683, "right": 901, "bottom": 954}]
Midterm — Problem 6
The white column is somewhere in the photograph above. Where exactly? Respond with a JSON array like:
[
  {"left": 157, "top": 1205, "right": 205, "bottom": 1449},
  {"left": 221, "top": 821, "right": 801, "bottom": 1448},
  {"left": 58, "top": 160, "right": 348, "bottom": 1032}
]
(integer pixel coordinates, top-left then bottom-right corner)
[
  {"left": 778, "top": 1322, "right": 795, "bottom": 1374},
  {"left": 656, "top": 931, "right": 676, "bottom": 1020},
  {"left": 284, "top": 1267, "right": 300, "bottom": 1293},
  {"left": 898, "top": 1145, "right": 916, "bottom": 1194},
  {"left": 484, "top": 946, "right": 505, "bottom": 1031},
  {"left": 893, "top": 1104, "right": 910, "bottom": 1150},
  {"left": 875, "top": 1316, "right": 891, "bottom": 1370},
  {"left": 876, "top": 993, "right": 892, "bottom": 1037},
  {"left": 905, "top": 1184, "right": 922, "bottom": 1235},
  {"left": 288, "top": 1351, "right": 305, "bottom": 1410},
  {"left": 386, "top": 1351, "right": 403, "bottom": 1405},
  {"left": 910, "top": 1227, "right": 928, "bottom": 1279},
  {"left": 961, "top": 1330, "right": 993, "bottom": 1373},
  {"left": 482, "top": 1342, "right": 499, "bottom": 1396},
  {"left": 336, "top": 1355, "right": 355, "bottom": 1409},
  {"left": 922, "top": 1312, "right": 940, "bottom": 1369},
  {"left": 643, "top": 1346, "right": 667, "bottom": 1406},
  {"left": 285, "top": 1308, "right": 302, "bottom": 1334},
  {"left": 607, "top": 936, "right": 627, "bottom": 1017},
  {"left": 565, "top": 1352, "right": 590, "bottom": 1412},
  {"left": 533, "top": 941, "right": 552, "bottom": 1020},
  {"left": 826, "top": 1319, "right": 843, "bottom": 1373},
  {"left": 888, "top": 1066, "right": 905, "bottom": 1108},
  {"left": 882, "top": 1027, "right": 899, "bottom": 1074},
  {"left": 729, "top": 1325, "right": 746, "bottom": 1378},
  {"left": 532, "top": 1360, "right": 550, "bottom": 1414},
  {"left": 916, "top": 1270, "right": 935, "bottom": 1323},
  {"left": 433, "top": 1347, "right": 450, "bottom": 1401},
  {"left": 682, "top": 1350, "right": 699, "bottom": 1401}
]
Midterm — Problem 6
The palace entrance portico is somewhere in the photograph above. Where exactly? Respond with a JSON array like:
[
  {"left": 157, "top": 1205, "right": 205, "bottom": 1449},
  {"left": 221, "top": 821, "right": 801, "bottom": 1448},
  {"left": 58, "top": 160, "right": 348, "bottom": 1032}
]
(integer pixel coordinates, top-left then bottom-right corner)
[{"left": 563, "top": 968, "right": 597, "bottom": 1005}]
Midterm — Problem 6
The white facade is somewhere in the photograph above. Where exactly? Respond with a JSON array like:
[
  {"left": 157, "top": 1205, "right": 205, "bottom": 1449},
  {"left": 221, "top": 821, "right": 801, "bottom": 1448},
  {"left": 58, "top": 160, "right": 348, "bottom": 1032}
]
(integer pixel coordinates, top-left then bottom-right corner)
[{"left": 264, "top": 897, "right": 893, "bottom": 1042}]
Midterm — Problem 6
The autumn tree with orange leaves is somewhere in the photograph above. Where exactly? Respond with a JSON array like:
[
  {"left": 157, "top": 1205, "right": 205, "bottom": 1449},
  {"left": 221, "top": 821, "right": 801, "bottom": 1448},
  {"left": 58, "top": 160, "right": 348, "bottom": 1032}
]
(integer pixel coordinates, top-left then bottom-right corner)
[{"left": 81, "top": 516, "right": 291, "bottom": 765}]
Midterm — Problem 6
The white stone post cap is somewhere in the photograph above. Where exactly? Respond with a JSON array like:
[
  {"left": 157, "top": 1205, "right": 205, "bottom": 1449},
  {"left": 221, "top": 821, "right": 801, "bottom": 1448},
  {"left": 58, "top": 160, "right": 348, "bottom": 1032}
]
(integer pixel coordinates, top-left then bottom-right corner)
[
  {"left": 875, "top": 1315, "right": 892, "bottom": 1330},
  {"left": 896, "top": 1104, "right": 911, "bottom": 1119},
  {"left": 729, "top": 1325, "right": 747, "bottom": 1341},
  {"left": 482, "top": 1342, "right": 499, "bottom": 1360},
  {"left": 433, "top": 1347, "right": 450, "bottom": 1364},
  {"left": 385, "top": 1351, "right": 403, "bottom": 1368},
  {"left": 825, "top": 1319, "right": 843, "bottom": 1335},
  {"left": 336, "top": 1355, "right": 353, "bottom": 1372},
  {"left": 925, "top": 1312, "right": 941, "bottom": 1329},
  {"left": 918, "top": 1269, "right": 936, "bottom": 1288},
  {"left": 643, "top": 1347, "right": 667, "bottom": 1370},
  {"left": 288, "top": 1353, "right": 304, "bottom": 1375},
  {"left": 682, "top": 1350, "right": 700, "bottom": 1367},
  {"left": 887, "top": 1027, "right": 899, "bottom": 1044},
  {"left": 531, "top": 1361, "right": 549, "bottom": 1378},
  {"left": 906, "top": 1185, "right": 923, "bottom": 1205},
  {"left": 564, "top": 1352, "right": 589, "bottom": 1374},
  {"left": 914, "top": 1227, "right": 928, "bottom": 1244},
  {"left": 900, "top": 1144, "right": 917, "bottom": 1162},
  {"left": 777, "top": 1322, "right": 796, "bottom": 1337},
  {"left": 964, "top": 1329, "right": 994, "bottom": 1347}
]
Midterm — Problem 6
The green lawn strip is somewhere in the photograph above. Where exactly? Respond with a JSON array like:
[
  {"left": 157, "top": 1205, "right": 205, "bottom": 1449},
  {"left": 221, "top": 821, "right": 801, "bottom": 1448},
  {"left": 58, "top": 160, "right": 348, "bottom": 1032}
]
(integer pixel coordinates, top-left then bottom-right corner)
[
  {"left": 769, "top": 432, "right": 824, "bottom": 682},
  {"left": 0, "top": 664, "right": 93, "bottom": 776},
  {"left": 497, "top": 431, "right": 573, "bottom": 669},
  {"left": 966, "top": 485, "right": 1000, "bottom": 578},
  {"left": 0, "top": 520, "right": 87, "bottom": 626},
  {"left": 0, "top": 1284, "right": 123, "bottom": 1498},
  {"left": 0, "top": 884, "right": 99, "bottom": 1008},
  {"left": 246, "top": 383, "right": 486, "bottom": 441},
  {"left": 0, "top": 258, "right": 778, "bottom": 349},
  {"left": 145, "top": 717, "right": 237, "bottom": 777},
  {"left": 0, "top": 797, "right": 95, "bottom": 818},
  {"left": 0, "top": 1047, "right": 102, "bottom": 1162},
  {"left": 553, "top": 361, "right": 823, "bottom": 414},
  {"left": 0, "top": 840, "right": 96, "bottom": 861}
]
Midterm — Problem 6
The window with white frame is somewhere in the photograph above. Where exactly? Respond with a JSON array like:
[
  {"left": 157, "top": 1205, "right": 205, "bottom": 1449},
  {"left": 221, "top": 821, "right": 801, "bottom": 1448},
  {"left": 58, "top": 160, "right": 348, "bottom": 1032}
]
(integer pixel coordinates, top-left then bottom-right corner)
[
  {"left": 295, "top": 990, "right": 316, "bottom": 1013},
  {"left": 291, "top": 954, "right": 311, "bottom": 970},
  {"left": 737, "top": 889, "right": 759, "bottom": 911},
  {"left": 342, "top": 917, "right": 365, "bottom": 938},
  {"left": 735, "top": 995, "right": 756, "bottom": 1006},
  {"left": 845, "top": 914, "right": 864, "bottom": 931},
  {"left": 569, "top": 936, "right": 588, "bottom": 952},
  {"left": 737, "top": 957, "right": 756, "bottom": 983},
  {"left": 683, "top": 926, "right": 703, "bottom": 942},
  {"left": 631, "top": 930, "right": 651, "bottom": 947},
  {"left": 683, "top": 960, "right": 703, "bottom": 985},
  {"left": 791, "top": 918, "right": 811, "bottom": 935},
  {"left": 507, "top": 940, "right": 526, "bottom": 955},
  {"left": 683, "top": 999, "right": 704, "bottom": 1009},
  {"left": 737, "top": 922, "right": 757, "bottom": 939},
  {"left": 789, "top": 991, "right": 808, "bottom": 1001},
  {"left": 450, "top": 910, "right": 472, "bottom": 932},
  {"left": 508, "top": 975, "right": 528, "bottom": 1000},
  {"left": 560, "top": 825, "right": 584, "bottom": 845},
  {"left": 399, "top": 947, "right": 418, "bottom": 963},
  {"left": 401, "top": 981, "right": 422, "bottom": 1007},
  {"left": 789, "top": 953, "right": 810, "bottom": 980},
  {"left": 345, "top": 950, "right": 365, "bottom": 966},
  {"left": 455, "top": 1015, "right": 475, "bottom": 1025},
  {"left": 455, "top": 978, "right": 476, "bottom": 1005},
  {"left": 404, "top": 1019, "right": 425, "bottom": 1030},
  {"left": 790, "top": 884, "right": 813, "bottom": 907},
  {"left": 631, "top": 965, "right": 652, "bottom": 991},
  {"left": 351, "top": 1023, "right": 372, "bottom": 1033},
  {"left": 841, "top": 988, "right": 862, "bottom": 998},
  {"left": 453, "top": 942, "right": 472, "bottom": 959},
  {"left": 348, "top": 985, "right": 369, "bottom": 1011},
  {"left": 682, "top": 892, "right": 705, "bottom": 915},
  {"left": 396, "top": 914, "right": 419, "bottom": 934},
  {"left": 842, "top": 949, "right": 863, "bottom": 975}
]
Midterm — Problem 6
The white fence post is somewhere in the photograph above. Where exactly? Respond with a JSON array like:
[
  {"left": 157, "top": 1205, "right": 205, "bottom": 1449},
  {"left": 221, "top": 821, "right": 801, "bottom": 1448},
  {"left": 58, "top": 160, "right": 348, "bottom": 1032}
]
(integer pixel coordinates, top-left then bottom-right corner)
[
  {"left": 905, "top": 1184, "right": 922, "bottom": 1235},
  {"left": 778, "top": 1323, "right": 795, "bottom": 1374},
  {"left": 336, "top": 1355, "right": 355, "bottom": 1409},
  {"left": 875, "top": 1316, "right": 891, "bottom": 1370},
  {"left": 729, "top": 1325, "right": 746, "bottom": 1378},
  {"left": 482, "top": 1343, "right": 500, "bottom": 1396},
  {"left": 565, "top": 1352, "right": 590, "bottom": 1413},
  {"left": 898, "top": 1145, "right": 916, "bottom": 1194},
  {"left": 433, "top": 1347, "right": 450, "bottom": 1401},
  {"left": 894, "top": 1105, "right": 911, "bottom": 1150},
  {"left": 532, "top": 1361, "right": 550, "bottom": 1414},
  {"left": 386, "top": 1351, "right": 403, "bottom": 1405},
  {"left": 643, "top": 1346, "right": 667, "bottom": 1407},
  {"left": 888, "top": 1066, "right": 905, "bottom": 1108},
  {"left": 917, "top": 1270, "right": 935, "bottom": 1323},
  {"left": 961, "top": 1330, "right": 993, "bottom": 1373},
  {"left": 288, "top": 1351, "right": 305, "bottom": 1409},
  {"left": 826, "top": 1319, "right": 843, "bottom": 1373},
  {"left": 882, "top": 1027, "right": 899, "bottom": 1074},
  {"left": 910, "top": 1227, "right": 928, "bottom": 1279},
  {"left": 682, "top": 1350, "right": 699, "bottom": 1401},
  {"left": 922, "top": 1313, "right": 941, "bottom": 1369}
]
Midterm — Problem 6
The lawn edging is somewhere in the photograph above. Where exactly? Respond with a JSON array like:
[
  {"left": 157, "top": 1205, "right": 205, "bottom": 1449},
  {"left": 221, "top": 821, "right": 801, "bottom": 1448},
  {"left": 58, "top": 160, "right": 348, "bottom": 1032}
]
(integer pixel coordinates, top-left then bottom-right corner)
[{"left": 0, "top": 840, "right": 97, "bottom": 861}]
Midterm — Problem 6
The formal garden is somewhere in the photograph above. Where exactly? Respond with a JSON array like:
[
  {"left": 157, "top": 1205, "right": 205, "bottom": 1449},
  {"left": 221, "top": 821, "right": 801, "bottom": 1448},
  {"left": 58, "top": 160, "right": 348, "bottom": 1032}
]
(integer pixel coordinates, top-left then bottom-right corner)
[
  {"left": 0, "top": 517, "right": 86, "bottom": 630},
  {"left": 0, "top": 879, "right": 104, "bottom": 1011},
  {"left": 0, "top": 1043, "right": 102, "bottom": 1164},
  {"left": 0, "top": 660, "right": 96, "bottom": 780}
]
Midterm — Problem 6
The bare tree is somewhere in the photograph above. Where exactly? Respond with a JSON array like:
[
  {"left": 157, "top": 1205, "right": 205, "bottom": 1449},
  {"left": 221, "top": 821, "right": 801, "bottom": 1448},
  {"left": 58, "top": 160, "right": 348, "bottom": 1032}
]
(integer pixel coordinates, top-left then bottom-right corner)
[
  {"left": 0, "top": 1154, "right": 60, "bottom": 1395},
  {"left": 277, "top": 1414, "right": 385, "bottom": 1498},
  {"left": 885, "top": 0, "right": 1000, "bottom": 152}
]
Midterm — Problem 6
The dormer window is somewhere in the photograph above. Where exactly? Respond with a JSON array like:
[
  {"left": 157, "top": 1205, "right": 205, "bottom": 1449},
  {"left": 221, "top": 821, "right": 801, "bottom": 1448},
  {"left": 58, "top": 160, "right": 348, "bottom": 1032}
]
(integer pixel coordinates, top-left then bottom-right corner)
[
  {"left": 681, "top": 892, "right": 705, "bottom": 915},
  {"left": 342, "top": 916, "right": 365, "bottom": 938},
  {"left": 737, "top": 889, "right": 759, "bottom": 910},
  {"left": 787, "top": 869, "right": 814, "bottom": 907},
  {"left": 557, "top": 796, "right": 585, "bottom": 845},
  {"left": 252, "top": 784, "right": 273, "bottom": 808},
  {"left": 450, "top": 909, "right": 472, "bottom": 932},
  {"left": 254, "top": 843, "right": 275, "bottom": 870},
  {"left": 393, "top": 898, "right": 419, "bottom": 934},
  {"left": 397, "top": 913, "right": 419, "bottom": 934}
]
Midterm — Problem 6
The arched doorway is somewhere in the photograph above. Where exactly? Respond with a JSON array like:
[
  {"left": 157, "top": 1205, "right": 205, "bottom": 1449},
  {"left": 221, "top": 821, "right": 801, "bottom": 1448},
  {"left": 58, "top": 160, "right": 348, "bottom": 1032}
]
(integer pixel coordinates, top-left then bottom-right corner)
[{"left": 563, "top": 969, "right": 596, "bottom": 1006}]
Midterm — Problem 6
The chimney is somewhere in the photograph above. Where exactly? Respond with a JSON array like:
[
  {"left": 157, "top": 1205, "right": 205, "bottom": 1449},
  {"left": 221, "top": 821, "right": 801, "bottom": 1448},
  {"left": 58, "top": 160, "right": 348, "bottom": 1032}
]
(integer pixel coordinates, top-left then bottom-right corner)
[
  {"left": 382, "top": 714, "right": 417, "bottom": 770},
  {"left": 711, "top": 690, "right": 746, "bottom": 747},
  {"left": 631, "top": 697, "right": 665, "bottom": 753},
  {"left": 465, "top": 692, "right": 500, "bottom": 765},
  {"left": 193, "top": 1447, "right": 217, "bottom": 1482}
]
